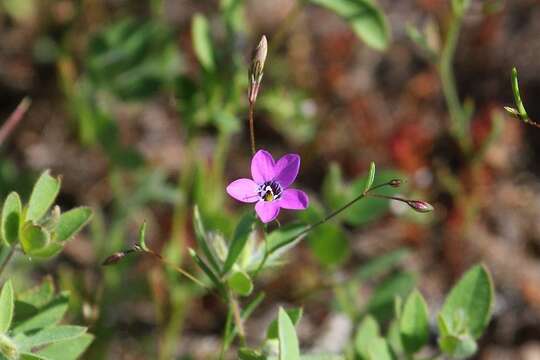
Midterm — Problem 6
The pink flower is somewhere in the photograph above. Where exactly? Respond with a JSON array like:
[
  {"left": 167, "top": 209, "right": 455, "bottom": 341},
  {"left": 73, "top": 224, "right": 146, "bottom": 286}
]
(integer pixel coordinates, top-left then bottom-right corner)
[{"left": 226, "top": 150, "right": 309, "bottom": 223}]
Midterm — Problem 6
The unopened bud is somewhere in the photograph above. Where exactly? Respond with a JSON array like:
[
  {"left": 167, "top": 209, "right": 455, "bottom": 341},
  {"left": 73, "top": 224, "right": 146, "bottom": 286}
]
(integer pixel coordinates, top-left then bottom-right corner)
[
  {"left": 248, "top": 35, "right": 268, "bottom": 104},
  {"left": 406, "top": 200, "right": 434, "bottom": 213},
  {"left": 102, "top": 252, "right": 126, "bottom": 266},
  {"left": 389, "top": 179, "right": 402, "bottom": 188}
]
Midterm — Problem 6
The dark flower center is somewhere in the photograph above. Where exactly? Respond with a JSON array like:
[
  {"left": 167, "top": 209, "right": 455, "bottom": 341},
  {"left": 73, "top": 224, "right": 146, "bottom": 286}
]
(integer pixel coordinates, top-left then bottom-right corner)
[{"left": 258, "top": 181, "right": 282, "bottom": 202}]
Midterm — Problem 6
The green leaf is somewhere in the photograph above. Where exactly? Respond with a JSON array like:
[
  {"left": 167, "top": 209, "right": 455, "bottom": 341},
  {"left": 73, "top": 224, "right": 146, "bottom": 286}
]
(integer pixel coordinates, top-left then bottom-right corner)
[
  {"left": 193, "top": 206, "right": 221, "bottom": 274},
  {"left": 192, "top": 13, "right": 215, "bottom": 71},
  {"left": 386, "top": 320, "right": 404, "bottom": 356},
  {"left": 0, "top": 280, "right": 14, "bottom": 333},
  {"left": 12, "top": 292, "right": 69, "bottom": 334},
  {"left": 439, "top": 333, "right": 477, "bottom": 359},
  {"left": 222, "top": 212, "right": 255, "bottom": 275},
  {"left": 26, "top": 170, "right": 61, "bottom": 223},
  {"left": 25, "top": 243, "right": 63, "bottom": 259},
  {"left": 278, "top": 307, "right": 301, "bottom": 360},
  {"left": 509, "top": 67, "right": 528, "bottom": 119},
  {"left": 399, "top": 290, "right": 429, "bottom": 354},
  {"left": 36, "top": 333, "right": 93, "bottom": 360},
  {"left": 17, "top": 277, "right": 54, "bottom": 308},
  {"left": 266, "top": 223, "right": 309, "bottom": 255},
  {"left": 267, "top": 308, "right": 303, "bottom": 340},
  {"left": 20, "top": 223, "right": 49, "bottom": 255},
  {"left": 188, "top": 248, "right": 225, "bottom": 297},
  {"left": 137, "top": 221, "right": 149, "bottom": 251},
  {"left": 355, "top": 315, "right": 380, "bottom": 359},
  {"left": 308, "top": 0, "right": 390, "bottom": 51},
  {"left": 1, "top": 192, "right": 22, "bottom": 246},
  {"left": 227, "top": 271, "right": 253, "bottom": 297},
  {"left": 363, "top": 162, "right": 376, "bottom": 194},
  {"left": 440, "top": 264, "right": 494, "bottom": 338},
  {"left": 307, "top": 223, "right": 349, "bottom": 267},
  {"left": 367, "top": 337, "right": 394, "bottom": 360},
  {"left": 54, "top": 207, "right": 92, "bottom": 242},
  {"left": 15, "top": 325, "right": 87, "bottom": 351}
]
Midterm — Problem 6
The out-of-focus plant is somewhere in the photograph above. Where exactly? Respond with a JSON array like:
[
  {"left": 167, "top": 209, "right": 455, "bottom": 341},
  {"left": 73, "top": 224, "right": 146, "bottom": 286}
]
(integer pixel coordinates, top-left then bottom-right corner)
[{"left": 0, "top": 170, "right": 93, "bottom": 359}]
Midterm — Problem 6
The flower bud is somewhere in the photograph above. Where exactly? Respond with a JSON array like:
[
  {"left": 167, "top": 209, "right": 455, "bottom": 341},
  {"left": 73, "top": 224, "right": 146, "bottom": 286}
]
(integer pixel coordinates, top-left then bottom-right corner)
[
  {"left": 248, "top": 35, "right": 268, "bottom": 104},
  {"left": 406, "top": 200, "right": 434, "bottom": 213},
  {"left": 102, "top": 252, "right": 126, "bottom": 266},
  {"left": 389, "top": 179, "right": 402, "bottom": 188}
]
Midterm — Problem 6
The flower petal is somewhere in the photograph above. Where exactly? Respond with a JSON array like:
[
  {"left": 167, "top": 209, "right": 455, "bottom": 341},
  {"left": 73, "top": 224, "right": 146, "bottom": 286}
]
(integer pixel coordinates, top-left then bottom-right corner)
[
  {"left": 255, "top": 201, "right": 280, "bottom": 223},
  {"left": 226, "top": 179, "right": 259, "bottom": 203},
  {"left": 273, "top": 154, "right": 300, "bottom": 188},
  {"left": 279, "top": 189, "right": 309, "bottom": 210},
  {"left": 251, "top": 150, "right": 275, "bottom": 184}
]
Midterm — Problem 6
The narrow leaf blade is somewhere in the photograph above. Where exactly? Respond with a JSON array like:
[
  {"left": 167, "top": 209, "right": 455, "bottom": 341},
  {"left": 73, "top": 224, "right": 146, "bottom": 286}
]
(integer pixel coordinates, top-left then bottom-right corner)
[
  {"left": 54, "top": 207, "right": 92, "bottom": 242},
  {"left": 1, "top": 192, "right": 22, "bottom": 246},
  {"left": 278, "top": 307, "right": 301, "bottom": 360},
  {"left": 26, "top": 170, "right": 61, "bottom": 222},
  {"left": 0, "top": 280, "right": 15, "bottom": 332},
  {"left": 223, "top": 212, "right": 255, "bottom": 275}
]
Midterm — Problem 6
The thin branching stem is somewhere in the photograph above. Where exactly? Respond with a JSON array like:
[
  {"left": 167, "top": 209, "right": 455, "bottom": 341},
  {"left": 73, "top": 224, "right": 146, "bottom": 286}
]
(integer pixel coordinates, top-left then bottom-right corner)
[{"left": 230, "top": 291, "right": 246, "bottom": 346}]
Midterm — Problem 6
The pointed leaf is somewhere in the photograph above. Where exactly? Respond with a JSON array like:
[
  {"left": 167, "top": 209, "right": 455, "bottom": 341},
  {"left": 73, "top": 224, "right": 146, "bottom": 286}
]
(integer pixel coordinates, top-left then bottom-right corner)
[
  {"left": 439, "top": 333, "right": 477, "bottom": 359},
  {"left": 0, "top": 280, "right": 14, "bottom": 333},
  {"left": 17, "top": 277, "right": 54, "bottom": 308},
  {"left": 193, "top": 206, "right": 221, "bottom": 273},
  {"left": 137, "top": 221, "right": 149, "bottom": 251},
  {"left": 363, "top": 162, "right": 376, "bottom": 194},
  {"left": 19, "top": 353, "right": 51, "bottom": 360},
  {"left": 278, "top": 307, "right": 300, "bottom": 360},
  {"left": 192, "top": 14, "right": 215, "bottom": 71},
  {"left": 15, "top": 325, "right": 87, "bottom": 351},
  {"left": 26, "top": 170, "right": 61, "bottom": 222},
  {"left": 36, "top": 333, "right": 93, "bottom": 360},
  {"left": 355, "top": 315, "right": 380, "bottom": 359},
  {"left": 12, "top": 292, "right": 69, "bottom": 334},
  {"left": 1, "top": 192, "right": 22, "bottom": 246},
  {"left": 399, "top": 289, "right": 429, "bottom": 354},
  {"left": 267, "top": 223, "right": 309, "bottom": 255},
  {"left": 267, "top": 308, "right": 303, "bottom": 340},
  {"left": 222, "top": 212, "right": 255, "bottom": 275},
  {"left": 367, "top": 338, "right": 394, "bottom": 360},
  {"left": 54, "top": 207, "right": 92, "bottom": 242},
  {"left": 440, "top": 264, "right": 494, "bottom": 338}
]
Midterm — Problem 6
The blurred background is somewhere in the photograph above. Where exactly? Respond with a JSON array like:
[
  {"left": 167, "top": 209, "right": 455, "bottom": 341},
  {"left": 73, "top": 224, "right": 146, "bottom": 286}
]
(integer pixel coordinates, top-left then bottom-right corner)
[{"left": 1, "top": 0, "right": 539, "bottom": 358}]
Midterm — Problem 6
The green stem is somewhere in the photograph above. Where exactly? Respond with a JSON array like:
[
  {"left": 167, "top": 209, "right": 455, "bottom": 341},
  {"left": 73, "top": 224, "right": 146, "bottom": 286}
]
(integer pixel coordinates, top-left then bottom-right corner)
[{"left": 438, "top": 12, "right": 469, "bottom": 151}]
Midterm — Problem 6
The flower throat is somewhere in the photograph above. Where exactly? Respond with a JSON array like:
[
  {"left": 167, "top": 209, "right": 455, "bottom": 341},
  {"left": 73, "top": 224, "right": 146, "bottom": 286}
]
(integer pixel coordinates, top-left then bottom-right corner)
[{"left": 258, "top": 181, "right": 282, "bottom": 202}]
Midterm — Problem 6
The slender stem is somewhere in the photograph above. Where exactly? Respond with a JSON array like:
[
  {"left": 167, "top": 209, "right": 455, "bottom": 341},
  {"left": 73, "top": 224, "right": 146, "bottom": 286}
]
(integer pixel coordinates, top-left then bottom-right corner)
[
  {"left": 230, "top": 292, "right": 246, "bottom": 346},
  {"left": 0, "top": 97, "right": 31, "bottom": 146},
  {"left": 145, "top": 249, "right": 208, "bottom": 289},
  {"left": 0, "top": 247, "right": 16, "bottom": 280},
  {"left": 438, "top": 12, "right": 469, "bottom": 151},
  {"left": 248, "top": 101, "right": 256, "bottom": 155}
]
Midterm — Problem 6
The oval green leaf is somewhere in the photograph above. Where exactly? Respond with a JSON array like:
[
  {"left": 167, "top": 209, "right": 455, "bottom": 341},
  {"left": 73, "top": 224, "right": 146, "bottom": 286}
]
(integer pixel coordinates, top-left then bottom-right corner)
[
  {"left": 26, "top": 170, "right": 61, "bottom": 223},
  {"left": 440, "top": 264, "right": 494, "bottom": 339},
  {"left": 1, "top": 192, "right": 22, "bottom": 246},
  {"left": 227, "top": 271, "right": 253, "bottom": 297},
  {"left": 0, "top": 280, "right": 14, "bottom": 333},
  {"left": 399, "top": 289, "right": 429, "bottom": 354},
  {"left": 54, "top": 207, "right": 92, "bottom": 242},
  {"left": 20, "top": 223, "right": 50, "bottom": 255}
]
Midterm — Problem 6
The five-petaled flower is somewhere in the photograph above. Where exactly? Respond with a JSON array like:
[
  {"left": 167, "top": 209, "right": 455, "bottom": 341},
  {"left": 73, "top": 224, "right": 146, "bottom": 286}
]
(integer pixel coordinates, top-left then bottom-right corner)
[{"left": 227, "top": 150, "right": 309, "bottom": 223}]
